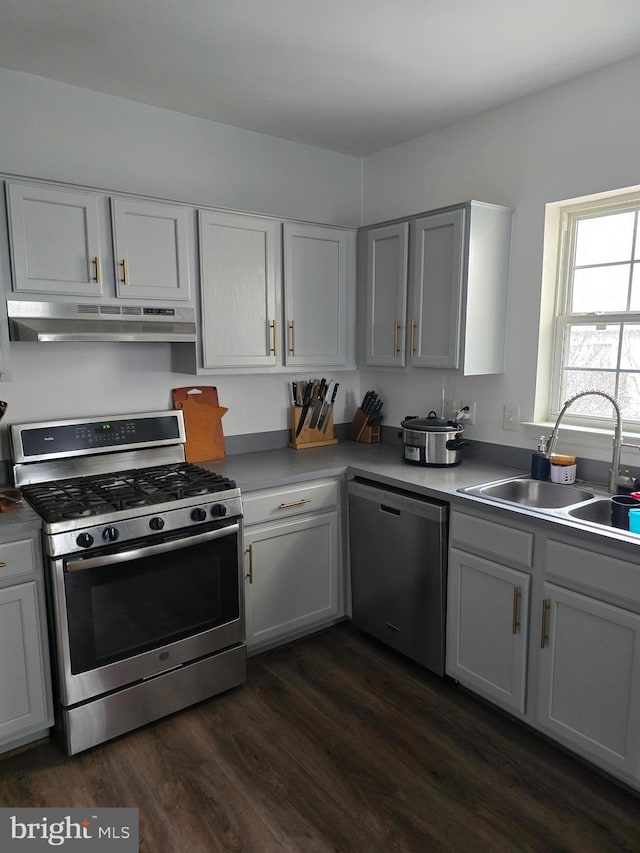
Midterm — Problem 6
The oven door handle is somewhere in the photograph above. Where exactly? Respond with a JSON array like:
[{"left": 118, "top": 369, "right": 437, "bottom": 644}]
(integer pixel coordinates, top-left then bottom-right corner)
[{"left": 65, "top": 523, "right": 240, "bottom": 572}]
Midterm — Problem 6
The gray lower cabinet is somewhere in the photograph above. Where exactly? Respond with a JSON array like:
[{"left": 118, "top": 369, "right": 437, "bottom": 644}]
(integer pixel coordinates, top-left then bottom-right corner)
[
  {"left": 0, "top": 535, "right": 53, "bottom": 754},
  {"left": 360, "top": 201, "right": 512, "bottom": 374},
  {"left": 242, "top": 480, "right": 342, "bottom": 653},
  {"left": 447, "top": 548, "right": 530, "bottom": 715},
  {"left": 449, "top": 505, "right": 640, "bottom": 791},
  {"left": 537, "top": 581, "right": 640, "bottom": 775},
  {"left": 447, "top": 511, "right": 533, "bottom": 715}
]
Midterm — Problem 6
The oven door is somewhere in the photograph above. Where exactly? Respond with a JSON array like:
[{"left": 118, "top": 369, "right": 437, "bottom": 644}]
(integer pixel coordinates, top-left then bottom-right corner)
[{"left": 49, "top": 519, "right": 245, "bottom": 707}]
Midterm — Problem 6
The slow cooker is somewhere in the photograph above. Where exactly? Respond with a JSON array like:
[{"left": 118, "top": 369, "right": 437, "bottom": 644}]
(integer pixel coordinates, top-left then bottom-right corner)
[{"left": 400, "top": 411, "right": 468, "bottom": 467}]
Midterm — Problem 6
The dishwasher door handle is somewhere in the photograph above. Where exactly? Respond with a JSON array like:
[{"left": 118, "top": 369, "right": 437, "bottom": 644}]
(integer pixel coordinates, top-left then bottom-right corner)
[{"left": 380, "top": 503, "right": 401, "bottom": 516}]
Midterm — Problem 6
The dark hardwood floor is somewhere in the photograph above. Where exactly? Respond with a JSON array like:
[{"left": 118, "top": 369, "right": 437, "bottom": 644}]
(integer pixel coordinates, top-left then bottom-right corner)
[{"left": 2, "top": 623, "right": 640, "bottom": 852}]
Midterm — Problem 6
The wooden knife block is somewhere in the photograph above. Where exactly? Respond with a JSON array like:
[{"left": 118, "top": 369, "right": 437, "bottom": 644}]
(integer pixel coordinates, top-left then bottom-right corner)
[
  {"left": 348, "top": 408, "right": 381, "bottom": 443},
  {"left": 289, "top": 407, "right": 338, "bottom": 450}
]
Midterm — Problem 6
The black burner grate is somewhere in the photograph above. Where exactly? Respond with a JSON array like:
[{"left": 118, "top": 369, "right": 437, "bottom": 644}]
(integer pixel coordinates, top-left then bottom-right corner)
[{"left": 21, "top": 463, "right": 236, "bottom": 523}]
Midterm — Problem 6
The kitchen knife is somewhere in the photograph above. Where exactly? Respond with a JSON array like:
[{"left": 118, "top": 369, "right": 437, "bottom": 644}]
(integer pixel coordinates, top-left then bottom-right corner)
[
  {"left": 363, "top": 392, "right": 378, "bottom": 415},
  {"left": 321, "top": 382, "right": 339, "bottom": 432},
  {"left": 309, "top": 378, "right": 327, "bottom": 428},
  {"left": 295, "top": 381, "right": 314, "bottom": 436},
  {"left": 360, "top": 390, "right": 373, "bottom": 413},
  {"left": 316, "top": 380, "right": 334, "bottom": 431}
]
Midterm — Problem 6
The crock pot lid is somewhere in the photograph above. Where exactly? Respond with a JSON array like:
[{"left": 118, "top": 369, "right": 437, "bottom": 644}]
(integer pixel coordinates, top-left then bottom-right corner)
[{"left": 401, "top": 411, "right": 462, "bottom": 432}]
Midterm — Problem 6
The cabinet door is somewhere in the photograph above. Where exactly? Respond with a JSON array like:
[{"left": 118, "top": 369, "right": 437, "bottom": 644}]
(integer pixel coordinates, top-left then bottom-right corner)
[
  {"left": 537, "top": 582, "right": 640, "bottom": 774},
  {"left": 408, "top": 208, "right": 465, "bottom": 368},
  {"left": 6, "top": 182, "right": 102, "bottom": 296},
  {"left": 447, "top": 548, "right": 530, "bottom": 714},
  {"left": 365, "top": 222, "right": 408, "bottom": 367},
  {"left": 199, "top": 211, "right": 280, "bottom": 368},
  {"left": 244, "top": 512, "right": 339, "bottom": 651},
  {"left": 111, "top": 198, "right": 190, "bottom": 300},
  {"left": 0, "top": 582, "right": 49, "bottom": 743},
  {"left": 283, "top": 223, "right": 352, "bottom": 367}
]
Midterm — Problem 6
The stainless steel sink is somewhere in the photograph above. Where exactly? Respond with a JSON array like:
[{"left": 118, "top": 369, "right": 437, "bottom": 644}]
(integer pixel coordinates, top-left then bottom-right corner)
[
  {"left": 462, "top": 477, "right": 595, "bottom": 509},
  {"left": 567, "top": 498, "right": 613, "bottom": 527}
]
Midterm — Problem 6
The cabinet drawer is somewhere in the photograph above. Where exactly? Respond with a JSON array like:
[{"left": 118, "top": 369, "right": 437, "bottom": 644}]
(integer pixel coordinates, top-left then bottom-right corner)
[
  {"left": 243, "top": 480, "right": 339, "bottom": 526},
  {"left": 0, "top": 538, "right": 37, "bottom": 583},
  {"left": 451, "top": 511, "right": 533, "bottom": 568},
  {"left": 545, "top": 539, "right": 640, "bottom": 605}
]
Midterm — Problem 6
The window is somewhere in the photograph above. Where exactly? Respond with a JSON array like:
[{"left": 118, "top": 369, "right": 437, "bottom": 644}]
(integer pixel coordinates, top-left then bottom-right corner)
[{"left": 551, "top": 193, "right": 640, "bottom": 426}]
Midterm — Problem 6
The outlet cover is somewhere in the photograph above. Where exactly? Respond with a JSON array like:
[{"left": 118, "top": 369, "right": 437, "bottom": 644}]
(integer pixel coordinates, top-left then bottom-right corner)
[
  {"left": 503, "top": 404, "right": 520, "bottom": 431},
  {"left": 460, "top": 400, "right": 476, "bottom": 425}
]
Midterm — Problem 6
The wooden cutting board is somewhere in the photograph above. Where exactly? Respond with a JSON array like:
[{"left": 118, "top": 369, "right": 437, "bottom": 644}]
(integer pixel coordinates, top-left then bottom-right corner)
[{"left": 172, "top": 386, "right": 228, "bottom": 462}]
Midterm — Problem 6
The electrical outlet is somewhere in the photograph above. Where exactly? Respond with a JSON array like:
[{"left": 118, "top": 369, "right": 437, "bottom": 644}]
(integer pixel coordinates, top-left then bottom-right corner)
[
  {"left": 443, "top": 399, "right": 457, "bottom": 421},
  {"left": 503, "top": 404, "right": 520, "bottom": 432},
  {"left": 460, "top": 400, "right": 476, "bottom": 425}
]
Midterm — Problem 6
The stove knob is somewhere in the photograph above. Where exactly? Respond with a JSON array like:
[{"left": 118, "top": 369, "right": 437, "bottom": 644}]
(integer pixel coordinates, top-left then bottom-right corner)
[
  {"left": 149, "top": 517, "right": 165, "bottom": 531},
  {"left": 76, "top": 532, "right": 94, "bottom": 549},
  {"left": 210, "top": 503, "right": 227, "bottom": 518},
  {"left": 190, "top": 507, "right": 207, "bottom": 522},
  {"left": 102, "top": 526, "right": 120, "bottom": 542}
]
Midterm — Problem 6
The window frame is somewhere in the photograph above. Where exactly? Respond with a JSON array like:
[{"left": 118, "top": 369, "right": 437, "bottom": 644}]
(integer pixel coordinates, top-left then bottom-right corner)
[{"left": 549, "top": 191, "right": 640, "bottom": 431}]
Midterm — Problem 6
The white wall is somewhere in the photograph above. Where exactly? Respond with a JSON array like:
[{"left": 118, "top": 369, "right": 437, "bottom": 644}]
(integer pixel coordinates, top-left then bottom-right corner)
[
  {"left": 361, "top": 52, "right": 640, "bottom": 463},
  {"left": 0, "top": 69, "right": 361, "bottom": 451}
]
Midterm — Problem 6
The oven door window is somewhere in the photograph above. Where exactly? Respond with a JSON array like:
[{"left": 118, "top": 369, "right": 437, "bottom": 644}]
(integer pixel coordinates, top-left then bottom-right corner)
[{"left": 63, "top": 526, "right": 240, "bottom": 674}]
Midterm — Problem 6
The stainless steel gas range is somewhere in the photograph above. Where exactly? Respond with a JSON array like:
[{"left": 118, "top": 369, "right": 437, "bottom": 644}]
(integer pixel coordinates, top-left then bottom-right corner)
[{"left": 11, "top": 410, "right": 246, "bottom": 755}]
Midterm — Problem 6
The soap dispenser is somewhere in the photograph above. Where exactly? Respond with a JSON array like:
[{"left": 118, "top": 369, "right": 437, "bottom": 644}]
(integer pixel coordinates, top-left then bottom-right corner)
[{"left": 531, "top": 436, "right": 551, "bottom": 480}]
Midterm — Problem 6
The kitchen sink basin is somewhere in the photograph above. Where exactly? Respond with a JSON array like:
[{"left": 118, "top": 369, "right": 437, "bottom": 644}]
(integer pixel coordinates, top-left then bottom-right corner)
[
  {"left": 463, "top": 477, "right": 595, "bottom": 509},
  {"left": 567, "top": 498, "right": 613, "bottom": 527}
]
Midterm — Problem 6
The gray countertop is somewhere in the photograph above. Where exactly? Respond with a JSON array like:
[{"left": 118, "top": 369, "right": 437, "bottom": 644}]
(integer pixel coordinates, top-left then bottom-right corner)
[
  {"left": 201, "top": 441, "right": 525, "bottom": 499},
  {"left": 203, "top": 441, "right": 640, "bottom": 555},
  {"left": 2, "top": 441, "right": 639, "bottom": 555}
]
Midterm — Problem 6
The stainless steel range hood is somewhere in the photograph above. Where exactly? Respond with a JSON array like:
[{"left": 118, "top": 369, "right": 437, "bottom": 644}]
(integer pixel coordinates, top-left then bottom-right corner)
[{"left": 7, "top": 300, "right": 197, "bottom": 343}]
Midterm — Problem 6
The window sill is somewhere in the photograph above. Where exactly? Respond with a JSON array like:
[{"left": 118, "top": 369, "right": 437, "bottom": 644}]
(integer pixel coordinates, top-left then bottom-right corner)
[{"left": 522, "top": 420, "right": 640, "bottom": 466}]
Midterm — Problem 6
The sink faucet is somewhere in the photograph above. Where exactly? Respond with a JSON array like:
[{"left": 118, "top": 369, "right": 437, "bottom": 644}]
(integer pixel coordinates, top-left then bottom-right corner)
[{"left": 545, "top": 390, "right": 638, "bottom": 494}]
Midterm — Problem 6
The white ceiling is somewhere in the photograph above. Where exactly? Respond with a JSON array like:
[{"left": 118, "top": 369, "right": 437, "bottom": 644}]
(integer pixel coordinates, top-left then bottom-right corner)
[{"left": 2, "top": 0, "right": 640, "bottom": 156}]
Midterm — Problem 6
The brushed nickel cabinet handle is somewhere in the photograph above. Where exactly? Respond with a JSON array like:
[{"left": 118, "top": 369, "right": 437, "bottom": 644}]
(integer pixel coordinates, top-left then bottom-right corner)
[
  {"left": 288, "top": 320, "right": 295, "bottom": 355},
  {"left": 121, "top": 258, "right": 129, "bottom": 285},
  {"left": 270, "top": 320, "right": 277, "bottom": 356},
  {"left": 93, "top": 256, "right": 101, "bottom": 284},
  {"left": 512, "top": 586, "right": 521, "bottom": 635},
  {"left": 540, "top": 599, "right": 551, "bottom": 648},
  {"left": 245, "top": 544, "right": 253, "bottom": 584},
  {"left": 0, "top": 562, "right": 6, "bottom": 568},
  {"left": 410, "top": 320, "right": 417, "bottom": 356},
  {"left": 278, "top": 498, "right": 312, "bottom": 509}
]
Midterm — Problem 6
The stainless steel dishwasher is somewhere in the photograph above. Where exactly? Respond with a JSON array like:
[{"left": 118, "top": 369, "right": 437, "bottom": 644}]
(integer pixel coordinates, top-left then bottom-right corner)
[{"left": 347, "top": 478, "right": 448, "bottom": 675}]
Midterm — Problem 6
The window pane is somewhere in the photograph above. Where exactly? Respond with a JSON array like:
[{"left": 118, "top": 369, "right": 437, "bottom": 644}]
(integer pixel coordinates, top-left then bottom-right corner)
[
  {"left": 631, "top": 263, "right": 640, "bottom": 309},
  {"left": 571, "top": 265, "right": 629, "bottom": 312},
  {"left": 620, "top": 324, "right": 640, "bottom": 369},
  {"left": 574, "top": 212, "right": 635, "bottom": 265},
  {"left": 618, "top": 373, "right": 640, "bottom": 420},
  {"left": 561, "top": 370, "right": 617, "bottom": 416},
  {"left": 566, "top": 324, "right": 619, "bottom": 369}
]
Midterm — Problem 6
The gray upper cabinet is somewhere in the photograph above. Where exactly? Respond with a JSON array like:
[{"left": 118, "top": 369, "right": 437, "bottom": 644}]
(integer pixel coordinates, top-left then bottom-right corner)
[
  {"left": 364, "top": 222, "right": 409, "bottom": 367},
  {"left": 408, "top": 208, "right": 465, "bottom": 368},
  {"left": 198, "top": 211, "right": 280, "bottom": 368},
  {"left": 362, "top": 201, "right": 512, "bottom": 375},
  {"left": 6, "top": 181, "right": 103, "bottom": 297},
  {"left": 111, "top": 197, "right": 191, "bottom": 301},
  {"left": 283, "top": 223, "right": 353, "bottom": 368}
]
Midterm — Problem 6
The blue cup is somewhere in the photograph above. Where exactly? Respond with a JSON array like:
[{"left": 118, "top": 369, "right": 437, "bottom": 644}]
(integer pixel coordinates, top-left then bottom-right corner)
[{"left": 629, "top": 508, "right": 640, "bottom": 534}]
